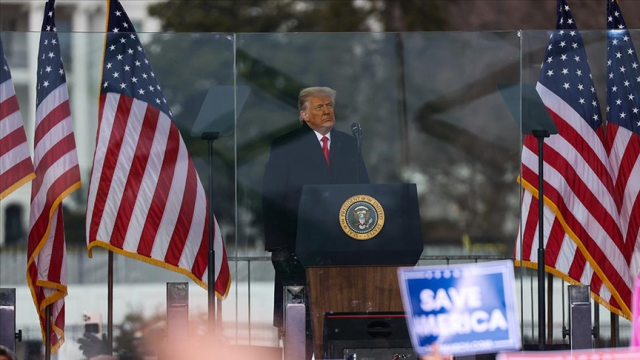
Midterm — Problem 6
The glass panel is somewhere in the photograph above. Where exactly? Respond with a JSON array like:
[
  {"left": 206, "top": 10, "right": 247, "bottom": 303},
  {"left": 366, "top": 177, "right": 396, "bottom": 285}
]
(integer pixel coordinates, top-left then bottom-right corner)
[
  {"left": 0, "top": 31, "right": 238, "bottom": 358},
  {"left": 519, "top": 28, "right": 637, "bottom": 346},
  {"left": 237, "top": 31, "right": 522, "bottom": 257},
  {"left": 1, "top": 27, "right": 637, "bottom": 358},
  {"left": 236, "top": 30, "right": 522, "bottom": 352}
]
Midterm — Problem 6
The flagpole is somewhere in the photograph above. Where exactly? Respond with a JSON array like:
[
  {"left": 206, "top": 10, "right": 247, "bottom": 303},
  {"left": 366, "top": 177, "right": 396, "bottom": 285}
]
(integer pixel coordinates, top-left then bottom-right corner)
[
  {"left": 45, "top": 305, "right": 51, "bottom": 360},
  {"left": 202, "top": 131, "right": 220, "bottom": 337},
  {"left": 108, "top": 251, "right": 114, "bottom": 353}
]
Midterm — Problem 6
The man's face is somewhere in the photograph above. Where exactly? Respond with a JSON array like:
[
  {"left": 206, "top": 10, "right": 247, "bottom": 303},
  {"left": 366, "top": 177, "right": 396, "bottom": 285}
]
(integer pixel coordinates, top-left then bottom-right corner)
[{"left": 301, "top": 96, "right": 335, "bottom": 135}]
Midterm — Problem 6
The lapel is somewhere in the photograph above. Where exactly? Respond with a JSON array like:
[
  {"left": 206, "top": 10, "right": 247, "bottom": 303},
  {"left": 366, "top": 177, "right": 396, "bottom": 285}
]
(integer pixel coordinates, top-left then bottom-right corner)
[
  {"left": 328, "top": 128, "right": 342, "bottom": 167},
  {"left": 298, "top": 124, "right": 346, "bottom": 182},
  {"left": 299, "top": 124, "right": 331, "bottom": 173}
]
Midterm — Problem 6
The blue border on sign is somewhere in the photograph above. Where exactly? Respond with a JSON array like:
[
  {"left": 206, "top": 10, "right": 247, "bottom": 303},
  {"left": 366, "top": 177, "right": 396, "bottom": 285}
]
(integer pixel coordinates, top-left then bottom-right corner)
[{"left": 397, "top": 260, "right": 521, "bottom": 357}]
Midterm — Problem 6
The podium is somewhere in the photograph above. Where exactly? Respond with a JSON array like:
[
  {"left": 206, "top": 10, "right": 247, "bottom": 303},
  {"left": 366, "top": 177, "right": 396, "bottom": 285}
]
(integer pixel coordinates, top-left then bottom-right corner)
[{"left": 296, "top": 183, "right": 423, "bottom": 359}]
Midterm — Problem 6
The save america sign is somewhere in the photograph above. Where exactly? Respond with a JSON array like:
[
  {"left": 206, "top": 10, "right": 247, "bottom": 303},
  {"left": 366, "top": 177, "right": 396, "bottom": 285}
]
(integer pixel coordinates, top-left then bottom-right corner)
[{"left": 398, "top": 260, "right": 521, "bottom": 356}]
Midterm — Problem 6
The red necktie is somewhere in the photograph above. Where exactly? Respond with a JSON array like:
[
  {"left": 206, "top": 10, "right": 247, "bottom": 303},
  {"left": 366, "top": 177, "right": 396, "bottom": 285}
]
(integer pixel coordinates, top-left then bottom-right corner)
[{"left": 321, "top": 136, "right": 330, "bottom": 167}]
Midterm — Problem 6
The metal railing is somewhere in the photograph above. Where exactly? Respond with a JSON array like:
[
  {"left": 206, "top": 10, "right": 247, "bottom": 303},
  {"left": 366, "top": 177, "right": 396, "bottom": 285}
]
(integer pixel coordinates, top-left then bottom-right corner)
[
  {"left": 3, "top": 251, "right": 630, "bottom": 349},
  {"left": 228, "top": 254, "right": 630, "bottom": 348}
]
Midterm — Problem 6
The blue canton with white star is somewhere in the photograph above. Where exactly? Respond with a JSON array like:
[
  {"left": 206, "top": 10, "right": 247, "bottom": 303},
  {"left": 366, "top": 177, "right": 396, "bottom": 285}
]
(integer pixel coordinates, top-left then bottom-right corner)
[
  {"left": 537, "top": 0, "right": 602, "bottom": 131},
  {"left": 102, "top": 0, "right": 172, "bottom": 119},
  {"left": 607, "top": 0, "right": 640, "bottom": 135},
  {"left": 36, "top": 0, "right": 68, "bottom": 108},
  {"left": 1, "top": 38, "right": 14, "bottom": 84}
]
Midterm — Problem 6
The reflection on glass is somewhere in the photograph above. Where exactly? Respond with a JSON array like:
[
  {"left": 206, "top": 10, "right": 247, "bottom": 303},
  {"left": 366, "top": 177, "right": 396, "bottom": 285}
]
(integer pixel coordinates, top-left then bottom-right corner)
[{"left": 1, "top": 29, "right": 635, "bottom": 358}]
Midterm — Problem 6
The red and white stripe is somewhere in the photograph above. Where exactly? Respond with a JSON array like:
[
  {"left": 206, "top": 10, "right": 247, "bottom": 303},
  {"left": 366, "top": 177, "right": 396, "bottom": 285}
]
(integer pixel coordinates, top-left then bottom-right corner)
[
  {"left": 86, "top": 93, "right": 230, "bottom": 297},
  {"left": 606, "top": 122, "right": 640, "bottom": 279},
  {"left": 0, "top": 72, "right": 34, "bottom": 199},
  {"left": 516, "top": 190, "right": 619, "bottom": 311},
  {"left": 27, "top": 82, "right": 81, "bottom": 352},
  {"left": 516, "top": 83, "right": 633, "bottom": 318}
]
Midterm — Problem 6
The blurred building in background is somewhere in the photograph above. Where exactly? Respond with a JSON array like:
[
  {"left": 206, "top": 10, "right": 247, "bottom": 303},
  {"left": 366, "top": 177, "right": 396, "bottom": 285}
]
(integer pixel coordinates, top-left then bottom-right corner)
[{"left": 0, "top": 0, "right": 161, "bottom": 247}]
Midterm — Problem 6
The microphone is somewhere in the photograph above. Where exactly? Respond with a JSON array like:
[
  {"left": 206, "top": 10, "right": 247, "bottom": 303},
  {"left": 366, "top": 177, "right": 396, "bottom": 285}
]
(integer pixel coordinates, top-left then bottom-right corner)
[{"left": 350, "top": 122, "right": 362, "bottom": 147}]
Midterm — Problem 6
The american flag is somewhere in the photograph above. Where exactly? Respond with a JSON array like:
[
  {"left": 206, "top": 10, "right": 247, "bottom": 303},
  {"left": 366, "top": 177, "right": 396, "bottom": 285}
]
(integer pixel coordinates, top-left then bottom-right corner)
[
  {"left": 515, "top": 0, "right": 632, "bottom": 319},
  {"left": 606, "top": 0, "right": 640, "bottom": 286},
  {"left": 0, "top": 37, "right": 34, "bottom": 199},
  {"left": 86, "top": 0, "right": 231, "bottom": 298},
  {"left": 26, "top": 0, "right": 81, "bottom": 352}
]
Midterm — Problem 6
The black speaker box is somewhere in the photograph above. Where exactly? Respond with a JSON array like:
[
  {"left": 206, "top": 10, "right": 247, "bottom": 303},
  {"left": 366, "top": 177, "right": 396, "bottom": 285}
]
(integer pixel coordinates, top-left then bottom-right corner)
[{"left": 323, "top": 312, "right": 416, "bottom": 359}]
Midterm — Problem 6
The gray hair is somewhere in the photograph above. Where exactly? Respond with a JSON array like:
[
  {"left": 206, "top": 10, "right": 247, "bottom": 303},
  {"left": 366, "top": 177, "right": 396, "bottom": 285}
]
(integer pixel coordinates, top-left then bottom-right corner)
[{"left": 298, "top": 87, "right": 336, "bottom": 122}]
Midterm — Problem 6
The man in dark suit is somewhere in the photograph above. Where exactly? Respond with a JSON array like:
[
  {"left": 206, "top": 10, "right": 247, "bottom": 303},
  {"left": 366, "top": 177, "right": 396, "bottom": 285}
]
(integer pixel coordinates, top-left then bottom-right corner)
[{"left": 262, "top": 86, "right": 369, "bottom": 357}]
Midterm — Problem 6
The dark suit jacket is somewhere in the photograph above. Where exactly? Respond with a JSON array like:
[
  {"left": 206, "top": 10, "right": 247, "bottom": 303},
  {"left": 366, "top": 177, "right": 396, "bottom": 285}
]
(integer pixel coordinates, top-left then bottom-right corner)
[
  {"left": 262, "top": 122, "right": 369, "bottom": 329},
  {"left": 262, "top": 122, "right": 370, "bottom": 253}
]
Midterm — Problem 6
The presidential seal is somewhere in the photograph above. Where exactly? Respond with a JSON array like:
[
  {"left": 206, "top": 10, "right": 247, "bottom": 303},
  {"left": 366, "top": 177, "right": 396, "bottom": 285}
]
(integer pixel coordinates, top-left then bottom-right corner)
[{"left": 339, "top": 195, "right": 384, "bottom": 240}]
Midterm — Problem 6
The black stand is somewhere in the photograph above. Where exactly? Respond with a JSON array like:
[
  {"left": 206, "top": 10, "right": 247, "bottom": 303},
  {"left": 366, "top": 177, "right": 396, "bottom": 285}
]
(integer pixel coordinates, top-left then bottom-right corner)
[
  {"left": 532, "top": 129, "right": 550, "bottom": 349},
  {"left": 498, "top": 84, "right": 558, "bottom": 350},
  {"left": 202, "top": 131, "right": 220, "bottom": 335},
  {"left": 355, "top": 143, "right": 362, "bottom": 184},
  {"left": 192, "top": 85, "right": 249, "bottom": 340}
]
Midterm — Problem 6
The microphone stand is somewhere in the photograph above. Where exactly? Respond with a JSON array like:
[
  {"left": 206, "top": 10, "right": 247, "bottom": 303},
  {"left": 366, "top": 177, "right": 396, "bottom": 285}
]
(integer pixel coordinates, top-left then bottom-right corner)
[
  {"left": 202, "top": 131, "right": 219, "bottom": 339},
  {"left": 532, "top": 129, "right": 550, "bottom": 350},
  {"left": 352, "top": 123, "right": 362, "bottom": 184},
  {"left": 356, "top": 138, "right": 362, "bottom": 184}
]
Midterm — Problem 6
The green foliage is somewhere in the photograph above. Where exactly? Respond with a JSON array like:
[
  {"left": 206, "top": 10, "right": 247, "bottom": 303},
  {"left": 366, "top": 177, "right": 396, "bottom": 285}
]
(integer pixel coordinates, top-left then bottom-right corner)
[
  {"left": 148, "top": 0, "right": 302, "bottom": 33},
  {"left": 148, "top": 0, "right": 447, "bottom": 33},
  {"left": 379, "top": 0, "right": 447, "bottom": 31}
]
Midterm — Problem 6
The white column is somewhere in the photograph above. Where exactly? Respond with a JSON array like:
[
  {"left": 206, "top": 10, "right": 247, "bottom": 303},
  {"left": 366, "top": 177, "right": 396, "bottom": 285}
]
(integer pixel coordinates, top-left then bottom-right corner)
[
  {"left": 0, "top": 2, "right": 47, "bottom": 246},
  {"left": 27, "top": 2, "right": 45, "bottom": 140},
  {"left": 71, "top": 3, "right": 94, "bottom": 206}
]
